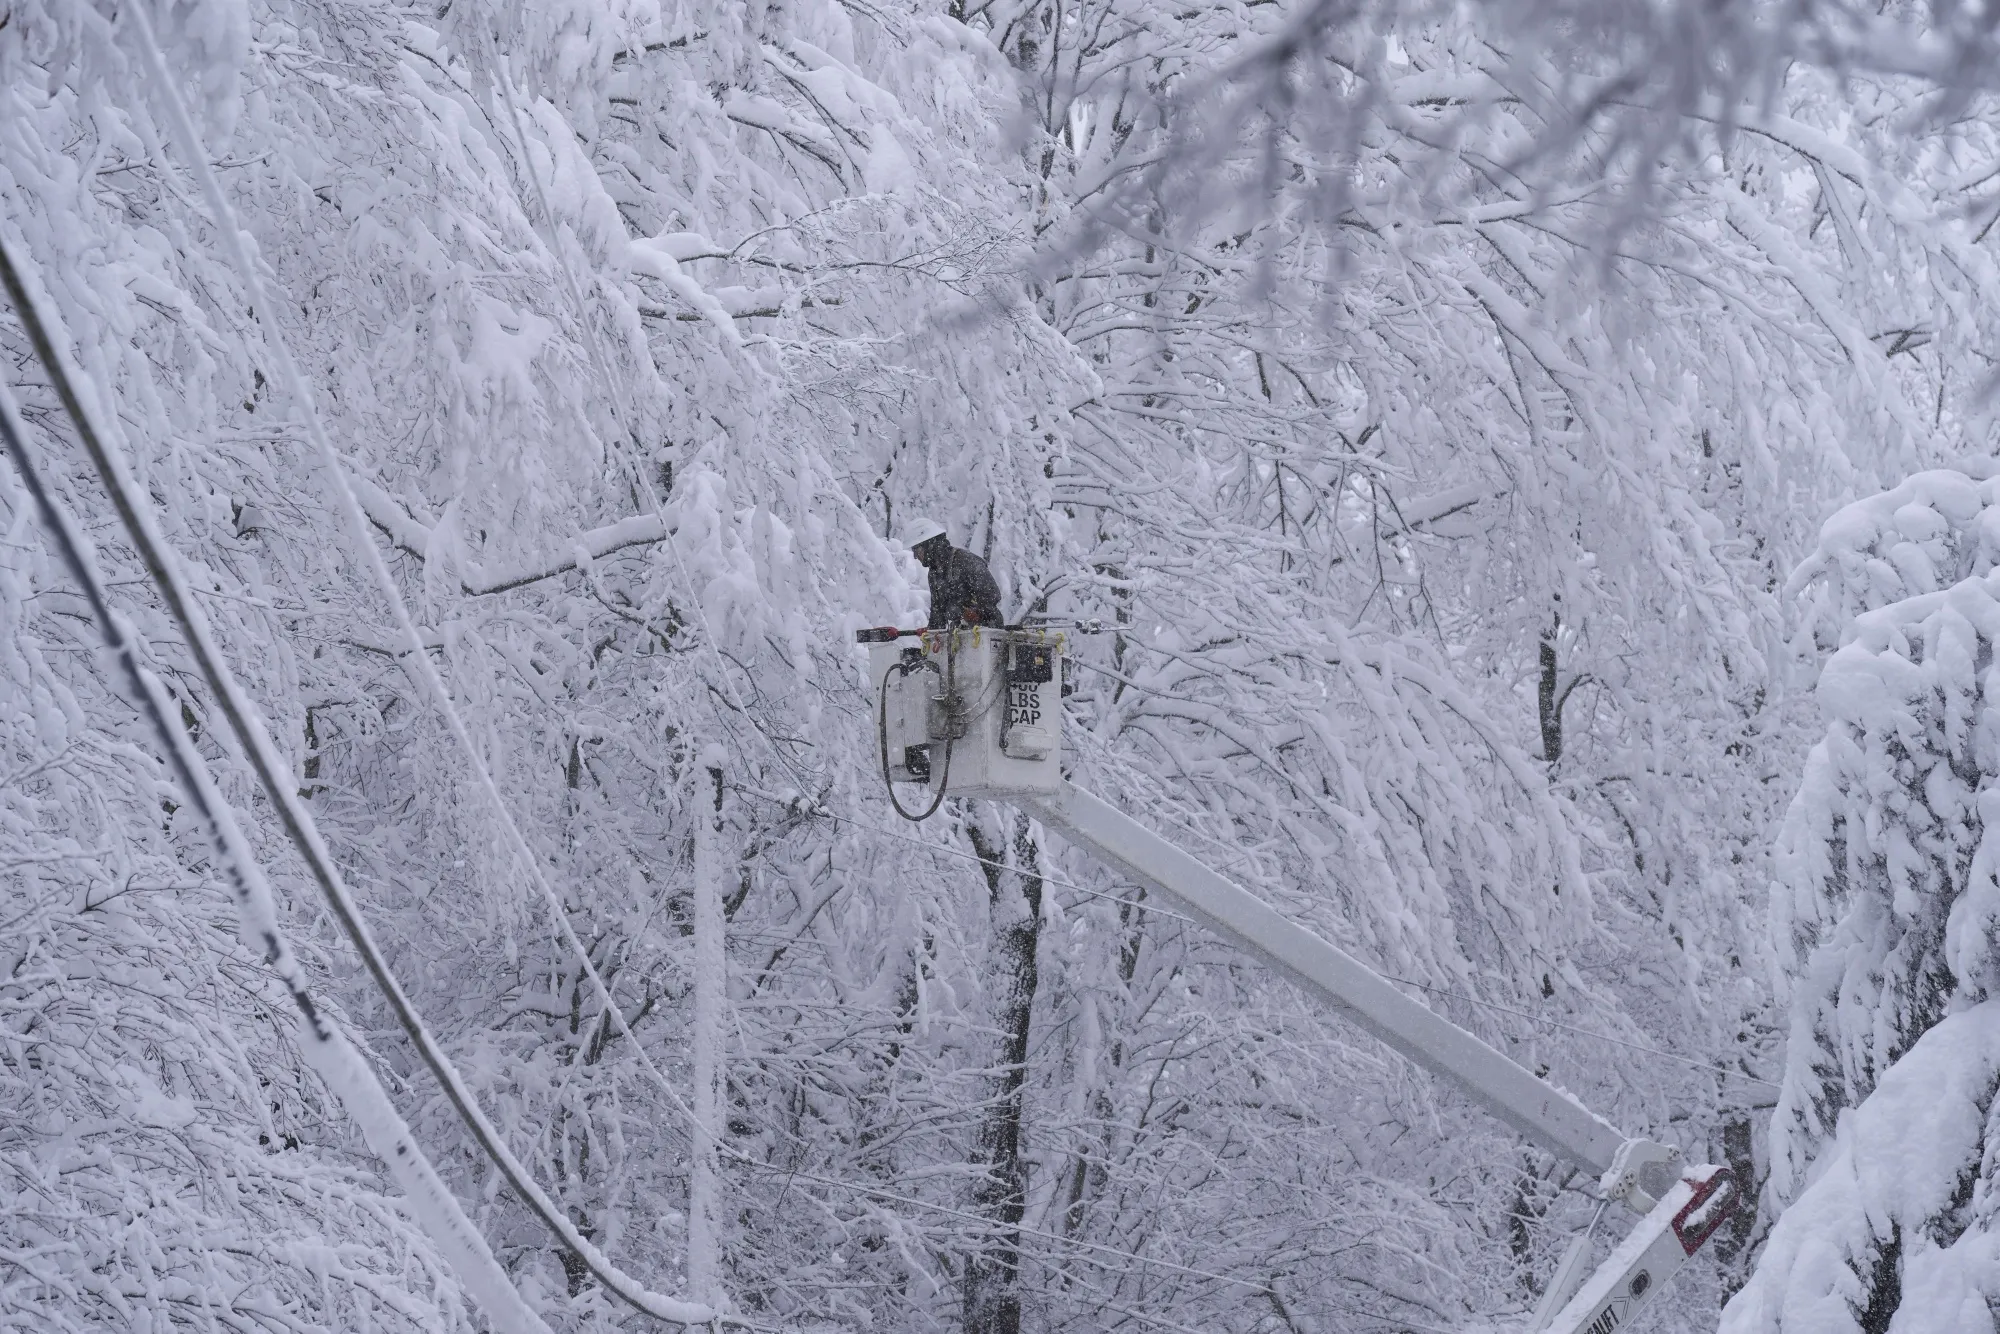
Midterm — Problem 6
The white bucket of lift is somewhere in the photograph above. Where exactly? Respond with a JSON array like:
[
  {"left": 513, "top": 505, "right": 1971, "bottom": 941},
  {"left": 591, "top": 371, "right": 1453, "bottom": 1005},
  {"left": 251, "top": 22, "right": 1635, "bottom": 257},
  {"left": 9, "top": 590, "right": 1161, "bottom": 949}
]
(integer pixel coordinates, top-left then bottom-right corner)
[{"left": 866, "top": 629, "right": 1064, "bottom": 798}]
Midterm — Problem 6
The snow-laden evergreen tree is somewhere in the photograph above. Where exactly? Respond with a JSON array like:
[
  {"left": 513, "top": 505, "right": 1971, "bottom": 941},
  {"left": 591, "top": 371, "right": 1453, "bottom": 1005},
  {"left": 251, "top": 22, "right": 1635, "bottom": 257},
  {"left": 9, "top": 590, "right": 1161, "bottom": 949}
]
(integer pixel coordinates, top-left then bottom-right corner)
[{"left": 1724, "top": 466, "right": 2000, "bottom": 1331}]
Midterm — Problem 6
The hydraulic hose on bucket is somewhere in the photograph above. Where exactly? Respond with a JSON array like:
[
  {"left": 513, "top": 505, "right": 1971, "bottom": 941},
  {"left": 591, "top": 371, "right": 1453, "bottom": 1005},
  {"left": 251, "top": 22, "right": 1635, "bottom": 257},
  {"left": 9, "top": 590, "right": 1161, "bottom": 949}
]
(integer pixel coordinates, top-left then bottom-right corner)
[{"left": 878, "top": 637, "right": 954, "bottom": 821}]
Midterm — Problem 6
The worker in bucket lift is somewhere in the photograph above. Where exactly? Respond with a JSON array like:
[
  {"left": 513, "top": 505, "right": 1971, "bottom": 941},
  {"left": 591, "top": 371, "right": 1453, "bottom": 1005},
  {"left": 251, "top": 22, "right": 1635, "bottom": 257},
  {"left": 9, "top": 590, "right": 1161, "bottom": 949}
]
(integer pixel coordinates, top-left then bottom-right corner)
[{"left": 904, "top": 518, "right": 1003, "bottom": 629}]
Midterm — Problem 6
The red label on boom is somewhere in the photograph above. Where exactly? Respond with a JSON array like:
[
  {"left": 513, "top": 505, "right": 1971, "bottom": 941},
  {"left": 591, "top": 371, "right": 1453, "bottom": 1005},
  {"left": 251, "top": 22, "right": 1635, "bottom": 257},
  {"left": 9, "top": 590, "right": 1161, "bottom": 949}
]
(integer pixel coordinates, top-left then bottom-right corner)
[{"left": 1671, "top": 1168, "right": 1739, "bottom": 1256}]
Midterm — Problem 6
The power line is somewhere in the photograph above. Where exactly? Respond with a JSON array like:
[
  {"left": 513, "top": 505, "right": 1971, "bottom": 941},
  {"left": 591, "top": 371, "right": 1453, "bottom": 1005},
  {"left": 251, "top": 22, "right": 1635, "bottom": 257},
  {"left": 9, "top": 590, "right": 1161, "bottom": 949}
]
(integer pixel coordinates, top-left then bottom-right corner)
[
  {"left": 117, "top": 15, "right": 879, "bottom": 1324},
  {"left": 68, "top": 12, "right": 739, "bottom": 1326},
  {"left": 0, "top": 252, "right": 555, "bottom": 1334}
]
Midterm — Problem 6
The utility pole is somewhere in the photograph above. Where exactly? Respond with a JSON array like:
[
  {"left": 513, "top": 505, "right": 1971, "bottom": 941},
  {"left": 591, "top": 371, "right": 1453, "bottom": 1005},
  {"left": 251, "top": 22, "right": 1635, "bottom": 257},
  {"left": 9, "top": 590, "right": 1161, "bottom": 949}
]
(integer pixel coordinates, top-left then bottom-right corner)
[{"left": 688, "top": 762, "right": 725, "bottom": 1305}]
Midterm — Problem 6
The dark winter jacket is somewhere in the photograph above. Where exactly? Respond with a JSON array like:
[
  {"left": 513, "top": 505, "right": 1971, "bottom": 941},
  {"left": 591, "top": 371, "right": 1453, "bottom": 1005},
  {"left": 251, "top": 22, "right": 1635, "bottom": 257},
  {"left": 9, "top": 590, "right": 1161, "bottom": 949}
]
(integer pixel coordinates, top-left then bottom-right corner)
[{"left": 927, "top": 546, "right": 1004, "bottom": 629}]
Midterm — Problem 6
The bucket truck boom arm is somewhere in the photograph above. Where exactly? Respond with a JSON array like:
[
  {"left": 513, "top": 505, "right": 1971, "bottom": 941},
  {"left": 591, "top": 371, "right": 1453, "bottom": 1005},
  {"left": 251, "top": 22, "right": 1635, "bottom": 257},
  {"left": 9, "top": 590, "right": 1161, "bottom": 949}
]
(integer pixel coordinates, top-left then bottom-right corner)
[
  {"left": 862, "top": 629, "right": 1738, "bottom": 1332},
  {"left": 1017, "top": 782, "right": 1738, "bottom": 1332},
  {"left": 1020, "top": 782, "right": 1631, "bottom": 1180}
]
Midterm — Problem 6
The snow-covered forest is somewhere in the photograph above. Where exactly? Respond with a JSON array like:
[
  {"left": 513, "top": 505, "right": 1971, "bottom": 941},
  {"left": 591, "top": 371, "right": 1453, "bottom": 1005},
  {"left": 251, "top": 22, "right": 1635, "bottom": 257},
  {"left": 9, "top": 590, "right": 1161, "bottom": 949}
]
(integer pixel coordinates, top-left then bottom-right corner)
[{"left": 8, "top": 0, "right": 2000, "bottom": 1330}]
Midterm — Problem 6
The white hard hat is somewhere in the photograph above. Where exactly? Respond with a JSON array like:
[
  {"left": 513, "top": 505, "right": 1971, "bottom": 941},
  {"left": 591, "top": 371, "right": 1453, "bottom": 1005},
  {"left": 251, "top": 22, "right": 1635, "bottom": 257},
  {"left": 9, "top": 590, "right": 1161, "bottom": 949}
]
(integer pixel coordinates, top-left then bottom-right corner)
[{"left": 901, "top": 516, "right": 948, "bottom": 549}]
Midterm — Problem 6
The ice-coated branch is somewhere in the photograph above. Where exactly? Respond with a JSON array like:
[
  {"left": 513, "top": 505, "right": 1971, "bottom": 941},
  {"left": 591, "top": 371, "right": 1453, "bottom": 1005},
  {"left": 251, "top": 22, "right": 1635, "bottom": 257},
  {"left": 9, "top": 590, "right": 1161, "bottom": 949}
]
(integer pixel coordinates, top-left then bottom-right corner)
[{"left": 345, "top": 472, "right": 672, "bottom": 596}]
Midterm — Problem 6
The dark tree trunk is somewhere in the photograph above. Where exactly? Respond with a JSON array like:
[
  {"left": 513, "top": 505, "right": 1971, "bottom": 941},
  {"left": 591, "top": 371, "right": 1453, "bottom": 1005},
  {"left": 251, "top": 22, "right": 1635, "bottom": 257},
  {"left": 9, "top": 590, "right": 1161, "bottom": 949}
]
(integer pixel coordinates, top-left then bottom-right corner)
[
  {"left": 1538, "top": 614, "right": 1563, "bottom": 763},
  {"left": 1712, "top": 1106, "right": 1768, "bottom": 1301},
  {"left": 962, "top": 811, "right": 1043, "bottom": 1334},
  {"left": 1858, "top": 1226, "right": 1902, "bottom": 1334}
]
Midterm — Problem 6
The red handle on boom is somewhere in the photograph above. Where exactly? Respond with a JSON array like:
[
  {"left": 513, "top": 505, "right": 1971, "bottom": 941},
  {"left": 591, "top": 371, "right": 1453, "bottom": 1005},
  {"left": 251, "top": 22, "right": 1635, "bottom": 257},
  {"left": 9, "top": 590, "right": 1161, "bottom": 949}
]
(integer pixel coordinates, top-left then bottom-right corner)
[{"left": 855, "top": 626, "right": 924, "bottom": 644}]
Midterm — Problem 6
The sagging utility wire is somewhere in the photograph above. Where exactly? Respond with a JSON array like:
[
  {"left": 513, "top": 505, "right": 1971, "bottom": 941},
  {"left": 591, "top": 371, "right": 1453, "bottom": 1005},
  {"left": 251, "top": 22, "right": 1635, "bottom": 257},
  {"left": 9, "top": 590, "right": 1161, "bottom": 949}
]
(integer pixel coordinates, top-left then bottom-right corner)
[
  {"left": 0, "top": 256, "right": 553, "bottom": 1334},
  {"left": 0, "top": 241, "right": 725, "bottom": 1334},
  {"left": 101, "top": 10, "right": 752, "bottom": 1320},
  {"left": 93, "top": 7, "right": 822, "bottom": 1322},
  {"left": 100, "top": 4, "right": 758, "bottom": 1325}
]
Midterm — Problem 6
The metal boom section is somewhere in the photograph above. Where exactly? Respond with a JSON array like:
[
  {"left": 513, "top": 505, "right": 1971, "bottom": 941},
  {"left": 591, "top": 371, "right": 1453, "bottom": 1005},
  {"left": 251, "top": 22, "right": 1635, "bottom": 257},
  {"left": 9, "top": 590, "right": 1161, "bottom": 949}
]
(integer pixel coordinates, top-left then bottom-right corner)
[
  {"left": 1017, "top": 782, "right": 1740, "bottom": 1334},
  {"left": 1018, "top": 783, "right": 1630, "bottom": 1176}
]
